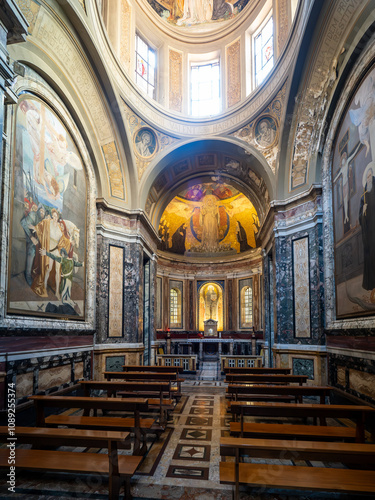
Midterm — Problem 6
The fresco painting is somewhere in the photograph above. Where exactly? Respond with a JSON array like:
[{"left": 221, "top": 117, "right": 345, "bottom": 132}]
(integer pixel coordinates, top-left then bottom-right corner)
[
  {"left": 148, "top": 0, "right": 249, "bottom": 27},
  {"left": 332, "top": 65, "right": 375, "bottom": 318},
  {"left": 159, "top": 181, "right": 258, "bottom": 256},
  {"left": 8, "top": 97, "right": 86, "bottom": 319}
]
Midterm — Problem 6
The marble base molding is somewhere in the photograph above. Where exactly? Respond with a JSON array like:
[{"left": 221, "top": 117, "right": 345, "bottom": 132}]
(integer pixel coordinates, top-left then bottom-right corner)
[
  {"left": 272, "top": 344, "right": 328, "bottom": 386},
  {"left": 93, "top": 344, "right": 145, "bottom": 380}
]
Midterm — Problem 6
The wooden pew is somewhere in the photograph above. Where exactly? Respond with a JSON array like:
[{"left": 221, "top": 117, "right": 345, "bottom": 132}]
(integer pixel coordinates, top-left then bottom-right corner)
[
  {"left": 29, "top": 395, "right": 152, "bottom": 455},
  {"left": 226, "top": 384, "right": 332, "bottom": 404},
  {"left": 0, "top": 426, "right": 140, "bottom": 500},
  {"left": 79, "top": 380, "right": 174, "bottom": 425},
  {"left": 123, "top": 365, "right": 183, "bottom": 374},
  {"left": 104, "top": 371, "right": 183, "bottom": 399},
  {"left": 224, "top": 367, "right": 291, "bottom": 374},
  {"left": 225, "top": 374, "right": 309, "bottom": 385},
  {"left": 229, "top": 401, "right": 375, "bottom": 442},
  {"left": 220, "top": 436, "right": 375, "bottom": 500}
]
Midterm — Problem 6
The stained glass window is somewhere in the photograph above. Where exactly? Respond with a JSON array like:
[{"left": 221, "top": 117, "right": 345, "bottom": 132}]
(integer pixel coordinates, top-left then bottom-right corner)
[
  {"left": 135, "top": 33, "right": 156, "bottom": 99},
  {"left": 191, "top": 61, "right": 221, "bottom": 117},
  {"left": 254, "top": 16, "right": 274, "bottom": 87}
]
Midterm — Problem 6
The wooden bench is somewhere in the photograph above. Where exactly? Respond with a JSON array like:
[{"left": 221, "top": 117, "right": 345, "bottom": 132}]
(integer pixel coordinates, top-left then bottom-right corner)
[
  {"left": 79, "top": 380, "right": 174, "bottom": 425},
  {"left": 229, "top": 401, "right": 375, "bottom": 442},
  {"left": 226, "top": 384, "right": 332, "bottom": 404},
  {"left": 225, "top": 374, "right": 309, "bottom": 385},
  {"left": 104, "top": 371, "right": 183, "bottom": 399},
  {"left": 220, "top": 436, "right": 375, "bottom": 500},
  {"left": 0, "top": 426, "right": 139, "bottom": 500},
  {"left": 224, "top": 367, "right": 291, "bottom": 374},
  {"left": 29, "top": 395, "right": 152, "bottom": 455}
]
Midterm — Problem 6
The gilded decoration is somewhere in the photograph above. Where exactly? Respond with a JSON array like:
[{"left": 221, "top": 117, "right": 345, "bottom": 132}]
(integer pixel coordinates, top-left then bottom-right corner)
[
  {"left": 231, "top": 81, "right": 287, "bottom": 174},
  {"left": 15, "top": 0, "right": 40, "bottom": 34},
  {"left": 198, "top": 282, "right": 223, "bottom": 331},
  {"left": 109, "top": 245, "right": 124, "bottom": 337},
  {"left": 121, "top": 101, "right": 179, "bottom": 181},
  {"left": 102, "top": 141, "right": 126, "bottom": 200},
  {"left": 226, "top": 39, "right": 241, "bottom": 108},
  {"left": 159, "top": 181, "right": 259, "bottom": 256},
  {"left": 293, "top": 237, "right": 311, "bottom": 338},
  {"left": 290, "top": 0, "right": 363, "bottom": 190},
  {"left": 169, "top": 49, "right": 183, "bottom": 112},
  {"left": 78, "top": 0, "right": 86, "bottom": 10},
  {"left": 120, "top": 0, "right": 131, "bottom": 72}
]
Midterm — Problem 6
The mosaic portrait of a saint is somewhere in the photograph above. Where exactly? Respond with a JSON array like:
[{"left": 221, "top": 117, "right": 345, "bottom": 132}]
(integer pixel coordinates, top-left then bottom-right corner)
[
  {"left": 8, "top": 96, "right": 86, "bottom": 319},
  {"left": 332, "top": 64, "right": 375, "bottom": 318}
]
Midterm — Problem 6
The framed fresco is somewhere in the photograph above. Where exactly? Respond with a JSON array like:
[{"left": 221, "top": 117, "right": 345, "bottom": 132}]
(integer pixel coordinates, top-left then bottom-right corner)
[
  {"left": 7, "top": 96, "right": 87, "bottom": 319},
  {"left": 332, "top": 63, "right": 375, "bottom": 318}
]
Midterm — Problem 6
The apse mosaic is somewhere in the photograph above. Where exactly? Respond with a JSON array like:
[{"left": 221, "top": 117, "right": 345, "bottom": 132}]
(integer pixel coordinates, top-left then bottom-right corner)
[
  {"left": 147, "top": 0, "right": 250, "bottom": 28},
  {"left": 8, "top": 96, "right": 86, "bottom": 319},
  {"left": 159, "top": 182, "right": 259, "bottom": 256},
  {"left": 332, "top": 63, "right": 375, "bottom": 318}
]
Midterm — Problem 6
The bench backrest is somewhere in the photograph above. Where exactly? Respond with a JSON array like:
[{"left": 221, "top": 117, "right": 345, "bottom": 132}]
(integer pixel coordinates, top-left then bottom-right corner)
[
  {"left": 123, "top": 365, "right": 183, "bottom": 373},
  {"left": 224, "top": 368, "right": 291, "bottom": 374},
  {"left": 227, "top": 384, "right": 332, "bottom": 395},
  {"left": 225, "top": 374, "right": 308, "bottom": 384},
  {"left": 104, "top": 371, "right": 178, "bottom": 381}
]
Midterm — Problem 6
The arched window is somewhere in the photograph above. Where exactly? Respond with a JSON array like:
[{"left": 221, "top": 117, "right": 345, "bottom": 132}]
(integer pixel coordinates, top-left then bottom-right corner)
[
  {"left": 170, "top": 287, "right": 182, "bottom": 327},
  {"left": 240, "top": 284, "right": 253, "bottom": 328}
]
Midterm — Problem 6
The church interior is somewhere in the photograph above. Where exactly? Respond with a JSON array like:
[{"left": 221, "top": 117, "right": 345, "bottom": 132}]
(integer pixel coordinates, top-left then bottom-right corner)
[{"left": 1, "top": 0, "right": 375, "bottom": 498}]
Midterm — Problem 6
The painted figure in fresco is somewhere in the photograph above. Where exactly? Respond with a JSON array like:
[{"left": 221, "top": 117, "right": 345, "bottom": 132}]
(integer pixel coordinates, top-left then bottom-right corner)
[
  {"left": 334, "top": 143, "right": 362, "bottom": 225},
  {"left": 159, "top": 219, "right": 170, "bottom": 251},
  {"left": 359, "top": 163, "right": 375, "bottom": 294},
  {"left": 136, "top": 131, "right": 154, "bottom": 157},
  {"left": 256, "top": 119, "right": 276, "bottom": 147},
  {"left": 349, "top": 72, "right": 375, "bottom": 159},
  {"left": 199, "top": 194, "right": 219, "bottom": 252},
  {"left": 20, "top": 204, "right": 46, "bottom": 286},
  {"left": 40, "top": 247, "right": 84, "bottom": 308},
  {"left": 236, "top": 220, "right": 251, "bottom": 252},
  {"left": 170, "top": 223, "right": 187, "bottom": 254},
  {"left": 177, "top": 0, "right": 213, "bottom": 25}
]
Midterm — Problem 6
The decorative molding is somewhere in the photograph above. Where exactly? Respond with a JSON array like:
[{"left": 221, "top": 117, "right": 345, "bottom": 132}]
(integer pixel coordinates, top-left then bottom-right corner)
[
  {"left": 290, "top": 0, "right": 363, "bottom": 190},
  {"left": 120, "top": 0, "right": 131, "bottom": 72},
  {"left": 121, "top": 100, "right": 179, "bottom": 181},
  {"left": 102, "top": 141, "right": 126, "bottom": 200},
  {"left": 169, "top": 48, "right": 183, "bottom": 113},
  {"left": 226, "top": 38, "right": 241, "bottom": 109},
  {"left": 15, "top": 0, "right": 40, "bottom": 34},
  {"left": 230, "top": 81, "right": 287, "bottom": 174}
]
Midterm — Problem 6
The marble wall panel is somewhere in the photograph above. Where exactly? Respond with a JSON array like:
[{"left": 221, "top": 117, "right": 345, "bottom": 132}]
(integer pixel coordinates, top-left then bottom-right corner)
[
  {"left": 273, "top": 201, "right": 324, "bottom": 345},
  {"left": 293, "top": 237, "right": 311, "bottom": 338},
  {"left": 109, "top": 245, "right": 124, "bottom": 337},
  {"left": 16, "top": 372, "right": 34, "bottom": 399},
  {"left": 349, "top": 369, "right": 375, "bottom": 400},
  {"left": 38, "top": 364, "right": 71, "bottom": 391},
  {"left": 337, "top": 365, "right": 346, "bottom": 386},
  {"left": 75, "top": 361, "right": 84, "bottom": 380}
]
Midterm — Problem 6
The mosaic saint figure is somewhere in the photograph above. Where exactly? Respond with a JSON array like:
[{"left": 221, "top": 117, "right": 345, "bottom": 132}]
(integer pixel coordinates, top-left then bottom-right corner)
[
  {"left": 170, "top": 223, "right": 187, "bottom": 254},
  {"left": 236, "top": 220, "right": 251, "bottom": 252},
  {"left": 199, "top": 194, "right": 219, "bottom": 252},
  {"left": 205, "top": 284, "right": 218, "bottom": 321}
]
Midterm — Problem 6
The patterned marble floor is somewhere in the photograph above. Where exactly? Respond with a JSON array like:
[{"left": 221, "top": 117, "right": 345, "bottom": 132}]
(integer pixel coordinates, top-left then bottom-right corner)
[{"left": 1, "top": 374, "right": 369, "bottom": 499}]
